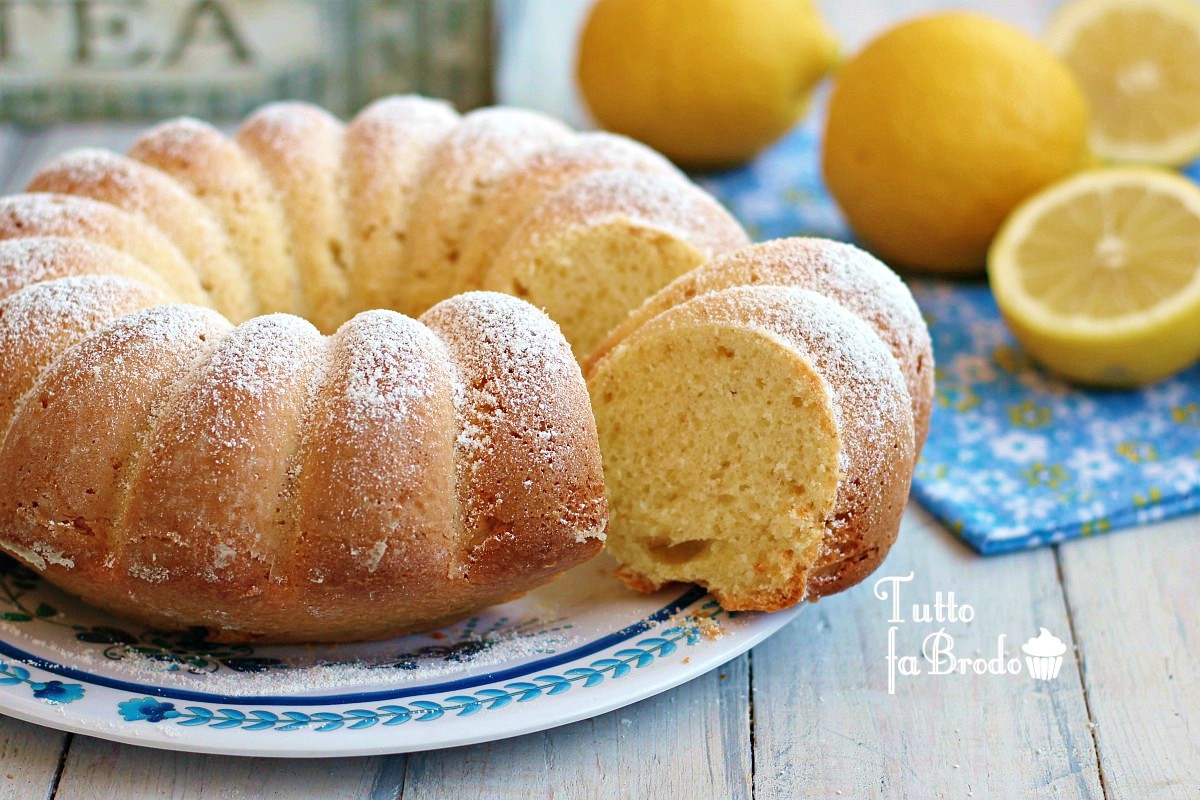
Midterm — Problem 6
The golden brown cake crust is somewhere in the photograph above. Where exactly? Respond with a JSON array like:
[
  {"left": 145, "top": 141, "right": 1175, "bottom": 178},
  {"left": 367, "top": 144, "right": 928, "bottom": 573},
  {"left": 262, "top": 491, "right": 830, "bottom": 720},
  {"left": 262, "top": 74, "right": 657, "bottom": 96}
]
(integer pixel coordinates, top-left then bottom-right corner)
[
  {"left": 235, "top": 102, "right": 352, "bottom": 333},
  {"left": 0, "top": 96, "right": 776, "bottom": 641},
  {"left": 0, "top": 193, "right": 208, "bottom": 306},
  {"left": 589, "top": 237, "right": 934, "bottom": 454},
  {"left": 422, "top": 294, "right": 608, "bottom": 592},
  {"left": 0, "top": 292, "right": 605, "bottom": 643},
  {"left": 343, "top": 96, "right": 460, "bottom": 313},
  {"left": 400, "top": 107, "right": 571, "bottom": 317},
  {"left": 453, "top": 132, "right": 682, "bottom": 294},
  {"left": 129, "top": 117, "right": 307, "bottom": 319},
  {"left": 27, "top": 149, "right": 257, "bottom": 322}
]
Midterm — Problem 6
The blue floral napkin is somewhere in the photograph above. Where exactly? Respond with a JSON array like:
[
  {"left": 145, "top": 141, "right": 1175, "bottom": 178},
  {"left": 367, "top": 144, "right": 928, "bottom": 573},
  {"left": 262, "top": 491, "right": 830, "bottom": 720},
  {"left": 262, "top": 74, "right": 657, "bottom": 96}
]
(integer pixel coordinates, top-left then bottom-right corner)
[{"left": 699, "top": 114, "right": 1200, "bottom": 554}]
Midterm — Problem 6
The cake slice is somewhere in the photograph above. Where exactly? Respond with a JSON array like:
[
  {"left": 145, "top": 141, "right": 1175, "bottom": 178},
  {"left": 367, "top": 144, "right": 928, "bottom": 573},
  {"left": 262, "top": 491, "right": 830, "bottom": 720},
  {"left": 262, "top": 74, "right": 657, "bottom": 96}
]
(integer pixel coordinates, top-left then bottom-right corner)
[
  {"left": 587, "top": 285, "right": 915, "bottom": 608},
  {"left": 484, "top": 171, "right": 750, "bottom": 360},
  {"left": 588, "top": 238, "right": 933, "bottom": 452}
]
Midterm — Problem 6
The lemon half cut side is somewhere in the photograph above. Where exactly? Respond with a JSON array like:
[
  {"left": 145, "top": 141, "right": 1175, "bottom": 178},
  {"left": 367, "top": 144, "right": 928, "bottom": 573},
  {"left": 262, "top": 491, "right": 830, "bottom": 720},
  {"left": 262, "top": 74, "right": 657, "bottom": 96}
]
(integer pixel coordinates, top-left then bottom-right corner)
[
  {"left": 1048, "top": 0, "right": 1200, "bottom": 166},
  {"left": 988, "top": 168, "right": 1200, "bottom": 387}
]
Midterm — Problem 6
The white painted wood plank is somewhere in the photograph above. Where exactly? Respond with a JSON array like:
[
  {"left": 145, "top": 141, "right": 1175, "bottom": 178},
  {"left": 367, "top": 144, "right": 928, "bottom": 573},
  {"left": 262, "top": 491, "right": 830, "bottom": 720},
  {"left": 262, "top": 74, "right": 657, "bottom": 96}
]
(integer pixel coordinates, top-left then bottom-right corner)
[
  {"left": 52, "top": 738, "right": 405, "bottom": 800},
  {"left": 752, "top": 505, "right": 1102, "bottom": 799},
  {"left": 1058, "top": 514, "right": 1200, "bottom": 799},
  {"left": 402, "top": 654, "right": 751, "bottom": 800},
  {"left": 0, "top": 714, "right": 67, "bottom": 800}
]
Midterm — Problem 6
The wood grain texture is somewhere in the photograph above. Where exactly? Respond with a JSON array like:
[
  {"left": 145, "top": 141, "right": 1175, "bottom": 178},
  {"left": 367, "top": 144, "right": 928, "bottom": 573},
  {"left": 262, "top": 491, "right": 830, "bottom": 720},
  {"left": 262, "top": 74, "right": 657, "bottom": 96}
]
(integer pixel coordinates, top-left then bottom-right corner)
[
  {"left": 0, "top": 715, "right": 67, "bottom": 800},
  {"left": 401, "top": 655, "right": 751, "bottom": 800},
  {"left": 1058, "top": 515, "right": 1200, "bottom": 799},
  {"left": 51, "top": 738, "right": 405, "bottom": 800},
  {"left": 751, "top": 506, "right": 1103, "bottom": 799}
]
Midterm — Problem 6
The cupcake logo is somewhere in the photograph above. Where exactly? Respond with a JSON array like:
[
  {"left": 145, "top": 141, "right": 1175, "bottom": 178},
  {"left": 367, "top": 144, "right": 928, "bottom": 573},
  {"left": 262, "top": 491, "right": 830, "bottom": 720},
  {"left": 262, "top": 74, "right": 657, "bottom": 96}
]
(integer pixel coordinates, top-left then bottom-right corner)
[
  {"left": 874, "top": 573, "right": 1069, "bottom": 693},
  {"left": 1022, "top": 627, "right": 1067, "bottom": 681}
]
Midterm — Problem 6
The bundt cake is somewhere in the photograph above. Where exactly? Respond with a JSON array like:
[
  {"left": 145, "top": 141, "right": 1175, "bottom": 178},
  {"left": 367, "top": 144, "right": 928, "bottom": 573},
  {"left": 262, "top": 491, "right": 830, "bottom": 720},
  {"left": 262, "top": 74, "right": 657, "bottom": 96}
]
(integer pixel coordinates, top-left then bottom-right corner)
[
  {"left": 0, "top": 94, "right": 924, "bottom": 638},
  {"left": 0, "top": 281, "right": 606, "bottom": 642},
  {"left": 587, "top": 239, "right": 932, "bottom": 609},
  {"left": 0, "top": 94, "right": 752, "bottom": 642}
]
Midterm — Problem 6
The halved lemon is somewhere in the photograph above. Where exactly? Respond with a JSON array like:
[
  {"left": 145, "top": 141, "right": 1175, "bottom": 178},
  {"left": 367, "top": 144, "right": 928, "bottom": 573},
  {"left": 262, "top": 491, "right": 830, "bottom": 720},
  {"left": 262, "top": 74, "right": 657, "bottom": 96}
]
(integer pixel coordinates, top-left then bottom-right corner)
[
  {"left": 988, "top": 168, "right": 1200, "bottom": 386},
  {"left": 1047, "top": 0, "right": 1200, "bottom": 166}
]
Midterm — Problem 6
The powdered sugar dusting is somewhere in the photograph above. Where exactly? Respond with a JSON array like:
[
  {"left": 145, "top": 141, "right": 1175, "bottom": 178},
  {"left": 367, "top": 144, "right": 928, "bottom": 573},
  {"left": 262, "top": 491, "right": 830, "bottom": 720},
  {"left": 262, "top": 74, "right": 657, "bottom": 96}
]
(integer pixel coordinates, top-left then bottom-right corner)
[
  {"left": 0, "top": 192, "right": 207, "bottom": 307},
  {"left": 0, "top": 192, "right": 142, "bottom": 241},
  {"left": 0, "top": 539, "right": 73, "bottom": 570},
  {"left": 600, "top": 237, "right": 934, "bottom": 448},
  {"left": 0, "top": 274, "right": 164, "bottom": 374},
  {"left": 161, "top": 312, "right": 321, "bottom": 452},
  {"left": 239, "top": 101, "right": 344, "bottom": 151},
  {"left": 348, "top": 95, "right": 459, "bottom": 151},
  {"left": 421, "top": 291, "right": 607, "bottom": 547},
  {"left": 401, "top": 107, "right": 572, "bottom": 308},
  {"left": 456, "top": 132, "right": 684, "bottom": 290},
  {"left": 334, "top": 310, "right": 442, "bottom": 427},
  {"left": 133, "top": 117, "right": 222, "bottom": 161},
  {"left": 524, "top": 170, "right": 750, "bottom": 258},
  {"left": 0, "top": 613, "right": 579, "bottom": 697},
  {"left": 0, "top": 274, "right": 167, "bottom": 454},
  {"left": 436, "top": 107, "right": 570, "bottom": 177},
  {"left": 29, "top": 149, "right": 154, "bottom": 209},
  {"left": 516, "top": 132, "right": 680, "bottom": 185},
  {"left": 0, "top": 236, "right": 173, "bottom": 301}
]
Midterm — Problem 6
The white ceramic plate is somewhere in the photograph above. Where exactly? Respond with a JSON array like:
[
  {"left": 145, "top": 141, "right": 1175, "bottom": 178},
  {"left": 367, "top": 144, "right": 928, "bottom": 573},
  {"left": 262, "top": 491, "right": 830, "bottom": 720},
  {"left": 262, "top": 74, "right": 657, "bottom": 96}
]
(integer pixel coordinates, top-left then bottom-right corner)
[{"left": 0, "top": 552, "right": 799, "bottom": 757}]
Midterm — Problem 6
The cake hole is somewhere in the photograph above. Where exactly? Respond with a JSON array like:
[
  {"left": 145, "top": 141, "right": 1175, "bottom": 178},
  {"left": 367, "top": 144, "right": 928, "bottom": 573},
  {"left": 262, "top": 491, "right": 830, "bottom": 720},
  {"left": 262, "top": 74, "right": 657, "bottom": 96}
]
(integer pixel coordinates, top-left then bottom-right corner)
[
  {"left": 67, "top": 517, "right": 93, "bottom": 535},
  {"left": 644, "top": 538, "right": 713, "bottom": 565},
  {"left": 467, "top": 514, "right": 513, "bottom": 553},
  {"left": 329, "top": 238, "right": 347, "bottom": 271}
]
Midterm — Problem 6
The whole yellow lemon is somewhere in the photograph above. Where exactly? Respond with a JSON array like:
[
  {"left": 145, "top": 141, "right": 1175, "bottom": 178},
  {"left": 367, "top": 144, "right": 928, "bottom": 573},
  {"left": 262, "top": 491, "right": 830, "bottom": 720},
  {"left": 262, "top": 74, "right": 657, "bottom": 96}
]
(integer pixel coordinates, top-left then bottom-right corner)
[
  {"left": 577, "top": 0, "right": 838, "bottom": 169},
  {"left": 823, "top": 12, "right": 1091, "bottom": 274}
]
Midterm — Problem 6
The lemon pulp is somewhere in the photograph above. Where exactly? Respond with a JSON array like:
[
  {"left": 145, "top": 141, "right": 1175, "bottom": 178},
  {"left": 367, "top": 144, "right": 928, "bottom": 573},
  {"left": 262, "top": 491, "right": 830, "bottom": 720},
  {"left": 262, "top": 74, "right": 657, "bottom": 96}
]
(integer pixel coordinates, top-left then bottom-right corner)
[
  {"left": 989, "top": 168, "right": 1200, "bottom": 386},
  {"left": 1048, "top": 0, "right": 1200, "bottom": 166}
]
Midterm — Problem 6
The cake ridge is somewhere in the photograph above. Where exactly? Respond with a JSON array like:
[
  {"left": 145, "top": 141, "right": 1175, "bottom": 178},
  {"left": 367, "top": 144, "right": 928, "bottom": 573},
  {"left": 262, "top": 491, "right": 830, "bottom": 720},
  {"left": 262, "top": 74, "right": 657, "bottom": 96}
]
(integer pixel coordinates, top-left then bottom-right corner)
[
  {"left": 0, "top": 193, "right": 207, "bottom": 307},
  {"left": 129, "top": 116, "right": 307, "bottom": 320},
  {"left": 343, "top": 95, "right": 460, "bottom": 314},
  {"left": 27, "top": 147, "right": 257, "bottom": 322},
  {"left": 0, "top": 274, "right": 170, "bottom": 446},
  {"left": 235, "top": 101, "right": 352, "bottom": 332}
]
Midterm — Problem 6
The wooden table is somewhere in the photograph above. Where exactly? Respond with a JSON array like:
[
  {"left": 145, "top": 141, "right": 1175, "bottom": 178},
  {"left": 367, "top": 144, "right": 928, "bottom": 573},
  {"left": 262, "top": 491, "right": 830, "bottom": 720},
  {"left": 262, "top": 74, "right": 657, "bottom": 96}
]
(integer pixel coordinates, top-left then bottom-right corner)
[{"left": 1, "top": 125, "right": 1198, "bottom": 800}]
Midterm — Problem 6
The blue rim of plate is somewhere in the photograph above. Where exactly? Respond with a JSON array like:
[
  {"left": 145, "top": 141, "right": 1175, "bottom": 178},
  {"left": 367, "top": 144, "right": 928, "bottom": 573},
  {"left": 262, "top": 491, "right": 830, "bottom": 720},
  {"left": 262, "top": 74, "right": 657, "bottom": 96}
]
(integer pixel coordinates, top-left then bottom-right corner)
[{"left": 0, "top": 584, "right": 708, "bottom": 706}]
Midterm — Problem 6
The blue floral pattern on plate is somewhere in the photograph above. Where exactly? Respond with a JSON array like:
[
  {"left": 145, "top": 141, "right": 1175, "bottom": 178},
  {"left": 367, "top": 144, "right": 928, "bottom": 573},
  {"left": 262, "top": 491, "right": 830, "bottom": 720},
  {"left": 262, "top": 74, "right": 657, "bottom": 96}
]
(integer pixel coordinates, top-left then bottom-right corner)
[
  {"left": 0, "top": 661, "right": 85, "bottom": 704},
  {"left": 110, "top": 609, "right": 721, "bottom": 734},
  {"left": 701, "top": 108, "right": 1200, "bottom": 553}
]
